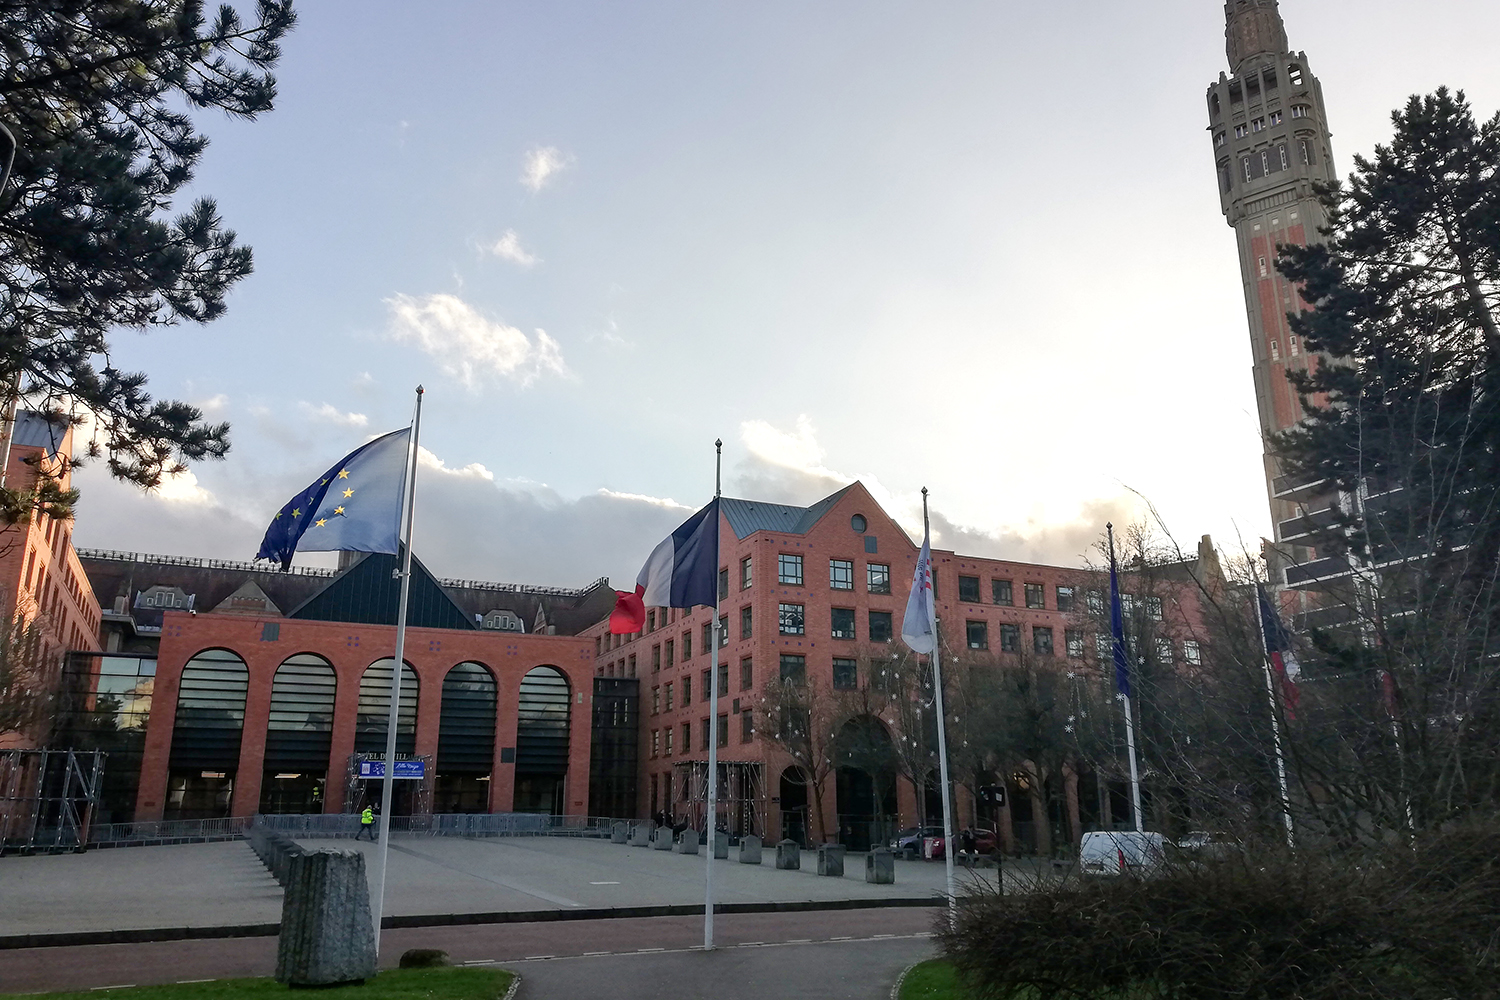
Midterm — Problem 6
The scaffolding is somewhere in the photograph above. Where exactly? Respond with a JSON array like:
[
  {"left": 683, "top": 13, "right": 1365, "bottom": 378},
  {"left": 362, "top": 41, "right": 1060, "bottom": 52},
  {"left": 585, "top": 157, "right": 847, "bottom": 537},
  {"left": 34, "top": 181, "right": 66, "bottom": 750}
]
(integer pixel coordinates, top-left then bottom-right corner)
[
  {"left": 671, "top": 759, "right": 766, "bottom": 837},
  {"left": 0, "top": 749, "right": 105, "bottom": 855},
  {"left": 344, "top": 752, "right": 433, "bottom": 817}
]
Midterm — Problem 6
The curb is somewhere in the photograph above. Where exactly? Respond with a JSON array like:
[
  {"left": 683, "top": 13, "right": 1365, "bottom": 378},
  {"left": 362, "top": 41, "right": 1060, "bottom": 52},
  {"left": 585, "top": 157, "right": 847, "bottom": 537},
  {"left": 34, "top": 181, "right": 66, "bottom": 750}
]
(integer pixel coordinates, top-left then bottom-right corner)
[
  {"left": 0, "top": 896, "right": 941, "bottom": 951},
  {"left": 499, "top": 969, "right": 522, "bottom": 1000},
  {"left": 890, "top": 959, "right": 920, "bottom": 1000}
]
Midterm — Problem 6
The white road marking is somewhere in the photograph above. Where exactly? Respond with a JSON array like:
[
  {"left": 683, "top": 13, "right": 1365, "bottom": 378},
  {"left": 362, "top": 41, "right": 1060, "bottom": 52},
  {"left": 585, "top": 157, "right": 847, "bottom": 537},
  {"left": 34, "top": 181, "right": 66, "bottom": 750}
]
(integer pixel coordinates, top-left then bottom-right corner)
[
  {"left": 636, "top": 947, "right": 666, "bottom": 953},
  {"left": 588, "top": 881, "right": 621, "bottom": 885},
  {"left": 523, "top": 955, "right": 555, "bottom": 961},
  {"left": 89, "top": 987, "right": 136, "bottom": 992},
  {"left": 462, "top": 959, "right": 496, "bottom": 965}
]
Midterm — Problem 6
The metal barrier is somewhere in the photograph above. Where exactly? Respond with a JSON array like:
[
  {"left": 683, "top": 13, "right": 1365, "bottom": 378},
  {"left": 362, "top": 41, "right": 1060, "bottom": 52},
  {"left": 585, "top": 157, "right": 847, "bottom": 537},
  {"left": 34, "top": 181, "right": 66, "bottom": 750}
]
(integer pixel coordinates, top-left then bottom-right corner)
[{"left": 87, "top": 816, "right": 252, "bottom": 846}]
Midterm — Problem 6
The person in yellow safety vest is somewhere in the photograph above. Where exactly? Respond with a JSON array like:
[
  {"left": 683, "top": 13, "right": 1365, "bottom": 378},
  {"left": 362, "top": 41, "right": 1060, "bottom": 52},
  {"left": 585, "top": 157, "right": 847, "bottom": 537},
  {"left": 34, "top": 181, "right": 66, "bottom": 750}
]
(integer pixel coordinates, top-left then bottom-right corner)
[{"left": 356, "top": 803, "right": 377, "bottom": 841}]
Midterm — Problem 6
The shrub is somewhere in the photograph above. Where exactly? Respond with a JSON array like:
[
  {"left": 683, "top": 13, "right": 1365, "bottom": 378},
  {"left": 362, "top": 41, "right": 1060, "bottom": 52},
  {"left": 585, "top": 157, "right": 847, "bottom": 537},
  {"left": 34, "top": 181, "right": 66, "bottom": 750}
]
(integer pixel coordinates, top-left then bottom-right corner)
[{"left": 940, "top": 823, "right": 1500, "bottom": 1000}]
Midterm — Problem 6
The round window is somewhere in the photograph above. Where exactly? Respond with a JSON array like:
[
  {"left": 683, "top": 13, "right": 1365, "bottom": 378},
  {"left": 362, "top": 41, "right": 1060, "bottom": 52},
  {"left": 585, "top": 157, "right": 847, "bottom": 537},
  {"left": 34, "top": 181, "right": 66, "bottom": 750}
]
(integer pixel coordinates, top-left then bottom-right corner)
[{"left": 851, "top": 514, "right": 867, "bottom": 533}]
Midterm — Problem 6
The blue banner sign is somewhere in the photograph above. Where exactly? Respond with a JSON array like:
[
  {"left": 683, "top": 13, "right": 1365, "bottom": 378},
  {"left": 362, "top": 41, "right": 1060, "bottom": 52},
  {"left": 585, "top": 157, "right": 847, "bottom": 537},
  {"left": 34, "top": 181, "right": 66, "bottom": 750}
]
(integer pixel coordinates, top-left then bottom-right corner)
[{"left": 359, "top": 759, "right": 426, "bottom": 779}]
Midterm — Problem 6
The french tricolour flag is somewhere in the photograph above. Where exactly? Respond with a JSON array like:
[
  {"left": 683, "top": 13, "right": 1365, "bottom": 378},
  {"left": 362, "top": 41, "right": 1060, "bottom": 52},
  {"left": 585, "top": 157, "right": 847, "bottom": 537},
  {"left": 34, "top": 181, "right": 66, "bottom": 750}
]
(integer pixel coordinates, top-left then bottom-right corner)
[
  {"left": 610, "top": 498, "right": 720, "bottom": 633},
  {"left": 1257, "top": 583, "right": 1302, "bottom": 716}
]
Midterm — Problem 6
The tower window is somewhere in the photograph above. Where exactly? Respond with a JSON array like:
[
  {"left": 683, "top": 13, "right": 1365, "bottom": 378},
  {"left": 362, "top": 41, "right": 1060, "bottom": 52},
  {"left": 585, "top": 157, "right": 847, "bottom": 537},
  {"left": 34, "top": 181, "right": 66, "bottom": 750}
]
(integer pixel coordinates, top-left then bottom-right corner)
[
  {"left": 1270, "top": 340, "right": 1281, "bottom": 361},
  {"left": 1214, "top": 132, "right": 1226, "bottom": 148},
  {"left": 1210, "top": 93, "right": 1221, "bottom": 118},
  {"left": 1288, "top": 65, "right": 1304, "bottom": 86},
  {"left": 1251, "top": 117, "right": 1265, "bottom": 132},
  {"left": 1269, "top": 110, "right": 1283, "bottom": 126},
  {"left": 1259, "top": 257, "right": 1268, "bottom": 278},
  {"left": 1234, "top": 123, "right": 1249, "bottom": 139},
  {"left": 1299, "top": 139, "right": 1314, "bottom": 165},
  {"left": 1279, "top": 144, "right": 1289, "bottom": 170},
  {"left": 1289, "top": 336, "right": 1300, "bottom": 356},
  {"left": 1243, "top": 157, "right": 1252, "bottom": 183},
  {"left": 1291, "top": 105, "right": 1309, "bottom": 119}
]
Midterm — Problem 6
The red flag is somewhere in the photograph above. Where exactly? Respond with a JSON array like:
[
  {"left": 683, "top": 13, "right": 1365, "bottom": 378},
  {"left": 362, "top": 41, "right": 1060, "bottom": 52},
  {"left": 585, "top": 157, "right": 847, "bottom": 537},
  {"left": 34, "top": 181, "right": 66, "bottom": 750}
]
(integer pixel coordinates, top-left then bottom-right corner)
[{"left": 610, "top": 585, "right": 646, "bottom": 635}]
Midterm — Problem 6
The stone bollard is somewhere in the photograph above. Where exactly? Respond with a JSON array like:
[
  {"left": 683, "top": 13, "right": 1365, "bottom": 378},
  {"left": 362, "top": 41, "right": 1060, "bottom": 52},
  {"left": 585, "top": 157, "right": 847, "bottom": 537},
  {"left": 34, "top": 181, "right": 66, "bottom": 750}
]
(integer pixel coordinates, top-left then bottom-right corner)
[
  {"left": 712, "top": 831, "right": 729, "bottom": 859},
  {"left": 816, "top": 843, "right": 846, "bottom": 876},
  {"left": 775, "top": 839, "right": 801, "bottom": 870},
  {"left": 674, "top": 831, "right": 700, "bottom": 854},
  {"left": 630, "top": 823, "right": 652, "bottom": 847},
  {"left": 738, "top": 834, "right": 763, "bottom": 864},
  {"left": 612, "top": 822, "right": 628, "bottom": 844},
  {"left": 275, "top": 849, "right": 377, "bottom": 986},
  {"left": 653, "top": 827, "right": 674, "bottom": 850},
  {"left": 865, "top": 848, "right": 895, "bottom": 884}
]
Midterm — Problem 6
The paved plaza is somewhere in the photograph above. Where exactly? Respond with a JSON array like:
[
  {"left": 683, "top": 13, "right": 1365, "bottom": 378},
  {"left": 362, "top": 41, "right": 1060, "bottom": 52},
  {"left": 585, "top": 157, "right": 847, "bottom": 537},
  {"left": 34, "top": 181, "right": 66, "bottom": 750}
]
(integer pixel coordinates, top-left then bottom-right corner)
[{"left": 0, "top": 835, "right": 1007, "bottom": 938}]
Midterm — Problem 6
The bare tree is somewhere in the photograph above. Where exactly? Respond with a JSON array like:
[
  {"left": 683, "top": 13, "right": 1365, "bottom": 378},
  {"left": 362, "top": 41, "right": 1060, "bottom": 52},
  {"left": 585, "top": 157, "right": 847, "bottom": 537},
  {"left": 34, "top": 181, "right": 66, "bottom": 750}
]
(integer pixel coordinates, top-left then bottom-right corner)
[{"left": 0, "top": 611, "right": 62, "bottom": 742}]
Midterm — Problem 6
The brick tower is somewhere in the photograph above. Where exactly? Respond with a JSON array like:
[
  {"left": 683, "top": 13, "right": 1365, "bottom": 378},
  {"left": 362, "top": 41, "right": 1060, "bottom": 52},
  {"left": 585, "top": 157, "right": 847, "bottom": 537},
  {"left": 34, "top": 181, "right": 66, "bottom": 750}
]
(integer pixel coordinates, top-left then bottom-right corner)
[{"left": 1206, "top": 0, "right": 1338, "bottom": 580}]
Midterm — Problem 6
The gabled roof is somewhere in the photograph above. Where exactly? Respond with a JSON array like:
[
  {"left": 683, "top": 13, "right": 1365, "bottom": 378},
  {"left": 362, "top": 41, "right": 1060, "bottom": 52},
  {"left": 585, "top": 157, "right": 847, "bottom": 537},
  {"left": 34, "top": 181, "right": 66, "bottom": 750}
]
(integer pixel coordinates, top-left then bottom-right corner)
[
  {"left": 12, "top": 410, "right": 68, "bottom": 458},
  {"left": 287, "top": 548, "right": 476, "bottom": 630},
  {"left": 720, "top": 484, "right": 856, "bottom": 539}
]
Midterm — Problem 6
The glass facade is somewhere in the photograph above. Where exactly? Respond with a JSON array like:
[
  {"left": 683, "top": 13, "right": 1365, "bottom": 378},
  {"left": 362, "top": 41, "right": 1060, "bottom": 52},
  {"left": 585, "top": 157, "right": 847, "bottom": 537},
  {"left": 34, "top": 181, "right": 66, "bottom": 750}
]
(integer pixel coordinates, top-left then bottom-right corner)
[
  {"left": 514, "top": 666, "right": 571, "bottom": 814},
  {"left": 167, "top": 649, "right": 248, "bottom": 820},
  {"left": 55, "top": 652, "right": 156, "bottom": 824},
  {"left": 435, "top": 661, "right": 498, "bottom": 813},
  {"left": 260, "top": 653, "right": 336, "bottom": 814},
  {"left": 356, "top": 659, "right": 418, "bottom": 755}
]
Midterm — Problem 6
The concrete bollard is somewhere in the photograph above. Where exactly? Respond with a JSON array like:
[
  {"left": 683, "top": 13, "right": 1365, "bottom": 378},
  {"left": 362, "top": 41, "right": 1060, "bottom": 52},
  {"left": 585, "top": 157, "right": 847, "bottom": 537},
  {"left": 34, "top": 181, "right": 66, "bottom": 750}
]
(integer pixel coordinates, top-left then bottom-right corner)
[
  {"left": 816, "top": 843, "right": 846, "bottom": 876},
  {"left": 630, "top": 823, "right": 652, "bottom": 847},
  {"left": 739, "top": 834, "right": 763, "bottom": 864},
  {"left": 866, "top": 848, "right": 895, "bottom": 884},
  {"left": 275, "top": 849, "right": 377, "bottom": 986},
  {"left": 775, "top": 839, "right": 801, "bottom": 870},
  {"left": 712, "top": 831, "right": 729, "bottom": 859},
  {"left": 674, "top": 831, "right": 700, "bottom": 854},
  {"left": 612, "top": 822, "right": 628, "bottom": 844},
  {"left": 653, "top": 827, "right": 674, "bottom": 850}
]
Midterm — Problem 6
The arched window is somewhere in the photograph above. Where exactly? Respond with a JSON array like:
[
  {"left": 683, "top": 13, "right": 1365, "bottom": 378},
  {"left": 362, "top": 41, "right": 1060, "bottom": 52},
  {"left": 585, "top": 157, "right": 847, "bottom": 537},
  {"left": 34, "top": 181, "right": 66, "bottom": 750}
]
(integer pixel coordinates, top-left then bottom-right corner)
[
  {"left": 261, "top": 654, "right": 336, "bottom": 814},
  {"left": 514, "top": 666, "right": 570, "bottom": 814},
  {"left": 434, "top": 662, "right": 497, "bottom": 814},
  {"left": 166, "top": 648, "right": 248, "bottom": 820},
  {"left": 356, "top": 659, "right": 418, "bottom": 756}
]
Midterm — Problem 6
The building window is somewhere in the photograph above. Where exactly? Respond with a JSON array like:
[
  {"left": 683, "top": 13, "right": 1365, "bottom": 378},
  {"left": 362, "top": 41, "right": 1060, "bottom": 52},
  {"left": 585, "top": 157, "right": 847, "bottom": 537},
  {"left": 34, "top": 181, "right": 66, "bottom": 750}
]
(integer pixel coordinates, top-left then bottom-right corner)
[
  {"left": 1155, "top": 638, "right": 1174, "bottom": 664},
  {"left": 1243, "top": 157, "right": 1252, "bottom": 182},
  {"left": 957, "top": 575, "right": 980, "bottom": 602},
  {"left": 1234, "top": 123, "right": 1249, "bottom": 139},
  {"left": 700, "top": 719, "right": 710, "bottom": 751},
  {"left": 1184, "top": 640, "right": 1202, "bottom": 666},
  {"left": 648, "top": 610, "right": 657, "bottom": 632},
  {"left": 664, "top": 726, "right": 673, "bottom": 755},
  {"left": 831, "top": 607, "right": 856, "bottom": 640},
  {"left": 1147, "top": 596, "right": 1164, "bottom": 621},
  {"left": 665, "top": 681, "right": 674, "bottom": 711},
  {"left": 780, "top": 654, "right": 806, "bottom": 685},
  {"left": 966, "top": 620, "right": 988, "bottom": 650},
  {"left": 702, "top": 623, "right": 711, "bottom": 652},
  {"left": 1024, "top": 584, "right": 1045, "bottom": 609},
  {"left": 741, "top": 556, "right": 753, "bottom": 590},
  {"left": 1097, "top": 633, "right": 1112, "bottom": 659},
  {"left": 1289, "top": 335, "right": 1299, "bottom": 356},
  {"left": 1034, "top": 626, "right": 1054, "bottom": 656},
  {"left": 740, "top": 709, "right": 754, "bottom": 743},
  {"left": 701, "top": 669, "right": 710, "bottom": 702},
  {"left": 652, "top": 645, "right": 661, "bottom": 672},
  {"left": 778, "top": 554, "right": 804, "bottom": 586},
  {"left": 1066, "top": 629, "right": 1084, "bottom": 658},
  {"left": 1260, "top": 149, "right": 1270, "bottom": 175},
  {"left": 999, "top": 624, "right": 1020, "bottom": 652},
  {"left": 779, "top": 603, "right": 805, "bottom": 635},
  {"left": 652, "top": 686, "right": 660, "bottom": 715},
  {"left": 717, "top": 714, "right": 729, "bottom": 748},
  {"left": 741, "top": 657, "right": 753, "bottom": 690},
  {"left": 681, "top": 722, "right": 690, "bottom": 750},
  {"left": 1298, "top": 139, "right": 1313, "bottom": 165},
  {"left": 1259, "top": 256, "right": 1268, "bottom": 277},
  {"left": 1251, "top": 116, "right": 1264, "bottom": 132},
  {"left": 1269, "top": 110, "right": 1283, "bottom": 125},
  {"left": 830, "top": 558, "right": 854, "bottom": 591},
  {"left": 833, "top": 657, "right": 857, "bottom": 690},
  {"left": 1056, "top": 586, "right": 1076, "bottom": 612},
  {"left": 719, "top": 567, "right": 729, "bottom": 601},
  {"left": 869, "top": 610, "right": 893, "bottom": 643},
  {"left": 719, "top": 615, "right": 728, "bottom": 647},
  {"left": 665, "top": 639, "right": 674, "bottom": 668},
  {"left": 867, "top": 563, "right": 891, "bottom": 594},
  {"left": 1270, "top": 339, "right": 1280, "bottom": 361},
  {"left": 1278, "top": 143, "right": 1289, "bottom": 170},
  {"left": 628, "top": 654, "right": 636, "bottom": 678},
  {"left": 740, "top": 605, "right": 753, "bottom": 640},
  {"left": 1214, "top": 131, "right": 1225, "bottom": 147},
  {"left": 682, "top": 674, "right": 692, "bottom": 704},
  {"left": 652, "top": 729, "right": 660, "bottom": 757},
  {"left": 992, "top": 579, "right": 1013, "bottom": 605},
  {"left": 851, "top": 513, "right": 867, "bottom": 533},
  {"left": 718, "top": 661, "right": 728, "bottom": 696},
  {"left": 1291, "top": 103, "right": 1308, "bottom": 118}
]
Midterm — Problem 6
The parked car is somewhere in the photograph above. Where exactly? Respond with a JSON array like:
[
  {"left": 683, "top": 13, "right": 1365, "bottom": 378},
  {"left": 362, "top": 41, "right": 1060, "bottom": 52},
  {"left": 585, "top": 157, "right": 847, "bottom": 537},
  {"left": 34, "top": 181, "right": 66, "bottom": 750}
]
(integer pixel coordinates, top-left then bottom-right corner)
[
  {"left": 1078, "top": 831, "right": 1167, "bottom": 876},
  {"left": 925, "top": 827, "right": 999, "bottom": 860},
  {"left": 889, "top": 826, "right": 944, "bottom": 859},
  {"left": 1175, "top": 830, "right": 1240, "bottom": 860}
]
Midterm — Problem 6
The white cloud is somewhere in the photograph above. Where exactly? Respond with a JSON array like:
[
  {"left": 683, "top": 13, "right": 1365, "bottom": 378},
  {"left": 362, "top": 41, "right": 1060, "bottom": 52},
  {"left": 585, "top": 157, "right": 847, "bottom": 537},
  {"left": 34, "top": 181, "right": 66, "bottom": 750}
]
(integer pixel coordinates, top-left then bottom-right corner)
[
  {"left": 520, "top": 146, "right": 572, "bottom": 192},
  {"left": 418, "top": 446, "right": 496, "bottom": 481},
  {"left": 154, "top": 469, "right": 215, "bottom": 505},
  {"left": 195, "top": 393, "right": 229, "bottom": 417},
  {"left": 485, "top": 229, "right": 538, "bottom": 268},
  {"left": 298, "top": 402, "right": 369, "bottom": 428},
  {"left": 386, "top": 293, "right": 568, "bottom": 388},
  {"left": 596, "top": 488, "right": 692, "bottom": 511}
]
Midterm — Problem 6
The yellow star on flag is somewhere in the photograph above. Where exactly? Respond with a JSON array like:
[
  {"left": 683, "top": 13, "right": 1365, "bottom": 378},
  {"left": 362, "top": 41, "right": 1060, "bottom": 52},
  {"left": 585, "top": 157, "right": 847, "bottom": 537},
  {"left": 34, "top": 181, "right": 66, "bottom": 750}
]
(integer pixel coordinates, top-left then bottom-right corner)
[
  {"left": 291, "top": 508, "right": 301, "bottom": 518},
  {"left": 342, "top": 488, "right": 354, "bottom": 498},
  {"left": 334, "top": 506, "right": 345, "bottom": 515},
  {"left": 315, "top": 518, "right": 327, "bottom": 527},
  {"left": 338, "top": 469, "right": 350, "bottom": 479}
]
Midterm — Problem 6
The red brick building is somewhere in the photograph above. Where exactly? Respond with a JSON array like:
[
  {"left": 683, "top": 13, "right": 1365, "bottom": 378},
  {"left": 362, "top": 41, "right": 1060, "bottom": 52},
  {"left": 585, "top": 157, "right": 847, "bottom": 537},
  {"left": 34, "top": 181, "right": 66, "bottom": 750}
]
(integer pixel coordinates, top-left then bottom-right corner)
[{"left": 586, "top": 483, "right": 1216, "bottom": 851}]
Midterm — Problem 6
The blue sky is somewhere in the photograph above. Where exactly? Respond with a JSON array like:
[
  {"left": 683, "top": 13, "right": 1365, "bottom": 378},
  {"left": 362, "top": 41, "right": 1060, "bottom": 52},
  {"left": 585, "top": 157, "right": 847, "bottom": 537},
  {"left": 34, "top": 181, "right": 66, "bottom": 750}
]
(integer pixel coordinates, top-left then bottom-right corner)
[{"left": 71, "top": 0, "right": 1500, "bottom": 587}]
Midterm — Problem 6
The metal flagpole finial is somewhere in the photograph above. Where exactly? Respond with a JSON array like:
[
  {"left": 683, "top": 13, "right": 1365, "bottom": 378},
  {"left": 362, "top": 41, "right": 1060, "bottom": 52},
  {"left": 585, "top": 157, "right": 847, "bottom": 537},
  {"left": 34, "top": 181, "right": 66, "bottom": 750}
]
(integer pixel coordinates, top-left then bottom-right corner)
[
  {"left": 416, "top": 385, "right": 424, "bottom": 395},
  {"left": 714, "top": 439, "right": 723, "bottom": 498}
]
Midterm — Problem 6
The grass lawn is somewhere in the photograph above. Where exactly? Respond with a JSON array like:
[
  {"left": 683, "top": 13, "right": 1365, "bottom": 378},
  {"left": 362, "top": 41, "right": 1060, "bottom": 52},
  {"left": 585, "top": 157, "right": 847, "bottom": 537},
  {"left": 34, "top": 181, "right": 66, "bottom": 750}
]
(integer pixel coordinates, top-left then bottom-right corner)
[
  {"left": 899, "top": 960, "right": 967, "bottom": 1000},
  {"left": 22, "top": 968, "right": 514, "bottom": 1000}
]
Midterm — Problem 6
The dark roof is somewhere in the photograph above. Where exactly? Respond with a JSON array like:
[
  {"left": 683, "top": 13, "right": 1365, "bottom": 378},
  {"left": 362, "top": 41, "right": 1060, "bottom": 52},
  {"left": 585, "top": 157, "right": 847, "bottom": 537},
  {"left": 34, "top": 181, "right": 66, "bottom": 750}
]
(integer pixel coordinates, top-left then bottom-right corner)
[
  {"left": 12, "top": 410, "right": 68, "bottom": 458},
  {"left": 720, "top": 485, "right": 854, "bottom": 539},
  {"left": 288, "top": 549, "right": 476, "bottom": 630}
]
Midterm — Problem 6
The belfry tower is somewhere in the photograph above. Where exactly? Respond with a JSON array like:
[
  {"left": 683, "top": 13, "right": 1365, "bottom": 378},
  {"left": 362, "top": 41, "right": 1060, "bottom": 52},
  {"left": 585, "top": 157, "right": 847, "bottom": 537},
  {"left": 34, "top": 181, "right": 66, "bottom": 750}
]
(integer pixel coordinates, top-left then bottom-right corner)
[{"left": 1206, "top": 0, "right": 1338, "bottom": 582}]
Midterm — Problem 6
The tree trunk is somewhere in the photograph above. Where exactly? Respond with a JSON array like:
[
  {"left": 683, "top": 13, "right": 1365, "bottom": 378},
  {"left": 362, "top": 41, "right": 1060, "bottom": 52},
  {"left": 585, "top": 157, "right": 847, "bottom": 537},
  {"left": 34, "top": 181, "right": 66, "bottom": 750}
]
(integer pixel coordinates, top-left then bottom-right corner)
[
  {"left": 1024, "top": 761, "right": 1051, "bottom": 856},
  {"left": 1063, "top": 763, "right": 1082, "bottom": 851}
]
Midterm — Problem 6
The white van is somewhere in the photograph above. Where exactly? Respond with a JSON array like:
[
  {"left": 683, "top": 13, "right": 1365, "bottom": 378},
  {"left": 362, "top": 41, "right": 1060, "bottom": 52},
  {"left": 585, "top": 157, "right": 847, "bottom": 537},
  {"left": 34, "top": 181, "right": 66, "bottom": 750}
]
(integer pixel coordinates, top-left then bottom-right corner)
[{"left": 1078, "top": 831, "right": 1167, "bottom": 876}]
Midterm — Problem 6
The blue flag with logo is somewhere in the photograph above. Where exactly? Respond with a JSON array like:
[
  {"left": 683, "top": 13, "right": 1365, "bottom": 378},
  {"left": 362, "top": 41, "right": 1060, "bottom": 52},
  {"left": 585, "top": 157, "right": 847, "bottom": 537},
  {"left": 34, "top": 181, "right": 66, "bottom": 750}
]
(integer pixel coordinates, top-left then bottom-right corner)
[
  {"left": 1109, "top": 547, "right": 1132, "bottom": 698},
  {"left": 256, "top": 429, "right": 411, "bottom": 569}
]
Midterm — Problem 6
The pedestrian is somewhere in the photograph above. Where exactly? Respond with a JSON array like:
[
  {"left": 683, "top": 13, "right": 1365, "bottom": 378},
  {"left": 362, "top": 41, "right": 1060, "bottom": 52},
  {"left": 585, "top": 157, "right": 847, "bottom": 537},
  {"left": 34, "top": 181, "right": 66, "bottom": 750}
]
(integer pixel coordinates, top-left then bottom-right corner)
[{"left": 356, "top": 802, "right": 377, "bottom": 841}]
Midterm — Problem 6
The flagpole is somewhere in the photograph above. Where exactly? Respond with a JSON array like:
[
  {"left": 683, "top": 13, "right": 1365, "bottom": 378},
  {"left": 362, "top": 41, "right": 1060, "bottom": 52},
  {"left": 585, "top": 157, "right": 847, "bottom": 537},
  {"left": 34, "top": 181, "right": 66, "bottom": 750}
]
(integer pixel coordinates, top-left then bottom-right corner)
[
  {"left": 1254, "top": 585, "right": 1296, "bottom": 849},
  {"left": 704, "top": 439, "right": 722, "bottom": 951},
  {"left": 1107, "top": 524, "right": 1144, "bottom": 834},
  {"left": 923, "top": 489, "right": 958, "bottom": 925},
  {"left": 370, "top": 386, "right": 424, "bottom": 955}
]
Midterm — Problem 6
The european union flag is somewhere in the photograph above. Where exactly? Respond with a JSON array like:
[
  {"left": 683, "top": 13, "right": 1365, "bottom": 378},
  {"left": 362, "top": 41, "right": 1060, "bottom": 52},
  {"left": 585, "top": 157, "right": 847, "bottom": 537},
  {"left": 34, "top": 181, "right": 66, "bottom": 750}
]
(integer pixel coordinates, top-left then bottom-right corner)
[{"left": 257, "top": 429, "right": 411, "bottom": 569}]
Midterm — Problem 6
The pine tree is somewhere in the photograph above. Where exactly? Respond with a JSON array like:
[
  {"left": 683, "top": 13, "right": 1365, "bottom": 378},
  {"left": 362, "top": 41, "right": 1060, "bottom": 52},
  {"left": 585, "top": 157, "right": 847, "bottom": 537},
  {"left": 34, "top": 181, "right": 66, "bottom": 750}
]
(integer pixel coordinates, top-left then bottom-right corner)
[{"left": 0, "top": 1, "right": 297, "bottom": 522}]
